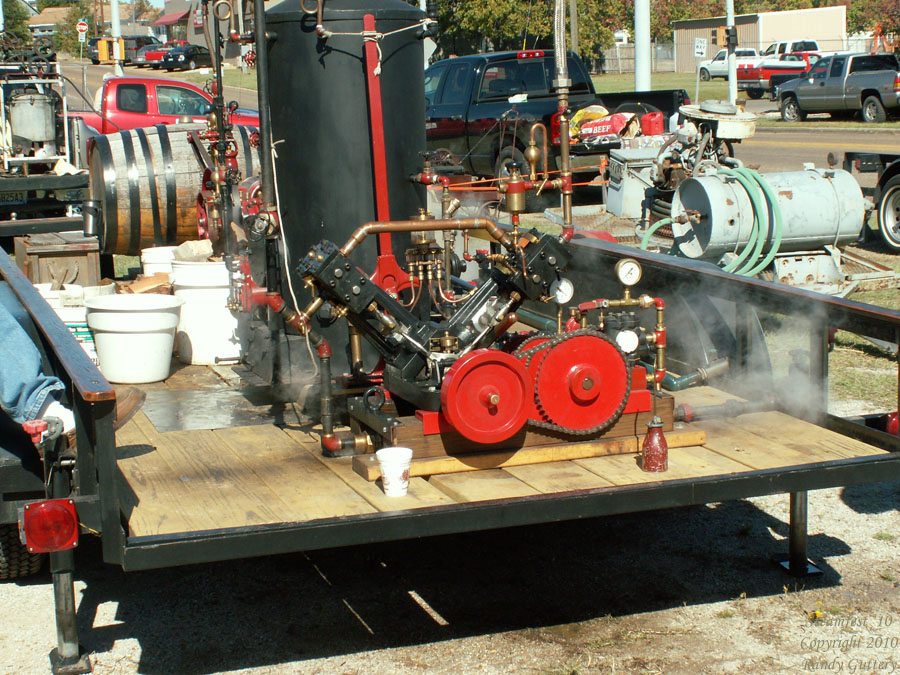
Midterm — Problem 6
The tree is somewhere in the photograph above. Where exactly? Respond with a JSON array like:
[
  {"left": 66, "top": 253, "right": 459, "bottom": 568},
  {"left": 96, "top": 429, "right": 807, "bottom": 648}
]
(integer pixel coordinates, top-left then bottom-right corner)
[
  {"left": 433, "top": 0, "right": 618, "bottom": 60},
  {"left": 52, "top": 0, "right": 92, "bottom": 55},
  {"left": 3, "top": 0, "right": 33, "bottom": 42}
]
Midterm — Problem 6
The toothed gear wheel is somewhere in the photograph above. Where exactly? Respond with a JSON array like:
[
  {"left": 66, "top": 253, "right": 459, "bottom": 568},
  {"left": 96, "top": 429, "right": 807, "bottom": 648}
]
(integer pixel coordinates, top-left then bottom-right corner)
[{"left": 532, "top": 329, "right": 631, "bottom": 435}]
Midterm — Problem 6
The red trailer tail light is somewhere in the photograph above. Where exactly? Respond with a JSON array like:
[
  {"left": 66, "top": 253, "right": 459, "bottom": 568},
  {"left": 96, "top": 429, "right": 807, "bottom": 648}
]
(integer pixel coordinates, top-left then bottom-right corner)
[
  {"left": 21, "top": 499, "right": 79, "bottom": 553},
  {"left": 894, "top": 73, "right": 900, "bottom": 92},
  {"left": 550, "top": 111, "right": 561, "bottom": 144},
  {"left": 517, "top": 50, "right": 545, "bottom": 59}
]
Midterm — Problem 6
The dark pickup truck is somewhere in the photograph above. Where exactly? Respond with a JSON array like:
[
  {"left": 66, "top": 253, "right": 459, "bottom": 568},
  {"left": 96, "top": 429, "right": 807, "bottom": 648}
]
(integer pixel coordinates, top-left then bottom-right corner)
[{"left": 425, "top": 50, "right": 688, "bottom": 179}]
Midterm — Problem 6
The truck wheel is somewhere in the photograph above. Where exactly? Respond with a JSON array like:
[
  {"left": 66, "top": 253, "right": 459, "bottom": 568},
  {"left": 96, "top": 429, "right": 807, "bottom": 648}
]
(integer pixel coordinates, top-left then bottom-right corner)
[
  {"left": 699, "top": 68, "right": 710, "bottom": 82},
  {"left": 780, "top": 96, "right": 806, "bottom": 122},
  {"left": 0, "top": 523, "right": 43, "bottom": 580},
  {"left": 187, "top": 59, "right": 198, "bottom": 70},
  {"left": 91, "top": 59, "right": 99, "bottom": 65},
  {"left": 746, "top": 88, "right": 764, "bottom": 100},
  {"left": 861, "top": 96, "right": 886, "bottom": 124},
  {"left": 877, "top": 175, "right": 900, "bottom": 252}
]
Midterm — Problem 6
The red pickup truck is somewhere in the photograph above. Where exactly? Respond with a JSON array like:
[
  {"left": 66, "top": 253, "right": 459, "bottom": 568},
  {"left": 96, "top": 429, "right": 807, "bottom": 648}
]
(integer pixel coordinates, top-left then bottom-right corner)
[
  {"left": 72, "top": 76, "right": 259, "bottom": 135},
  {"left": 737, "top": 52, "right": 820, "bottom": 99}
]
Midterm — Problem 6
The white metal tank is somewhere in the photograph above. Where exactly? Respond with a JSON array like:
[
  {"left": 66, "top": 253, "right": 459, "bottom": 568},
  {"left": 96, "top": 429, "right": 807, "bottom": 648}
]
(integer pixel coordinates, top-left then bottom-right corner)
[{"left": 670, "top": 168, "right": 864, "bottom": 260}]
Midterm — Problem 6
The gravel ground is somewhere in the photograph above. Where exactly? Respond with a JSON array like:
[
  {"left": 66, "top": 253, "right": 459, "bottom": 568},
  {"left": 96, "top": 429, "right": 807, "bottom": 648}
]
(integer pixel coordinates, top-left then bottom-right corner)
[{"left": 2, "top": 477, "right": 898, "bottom": 674}]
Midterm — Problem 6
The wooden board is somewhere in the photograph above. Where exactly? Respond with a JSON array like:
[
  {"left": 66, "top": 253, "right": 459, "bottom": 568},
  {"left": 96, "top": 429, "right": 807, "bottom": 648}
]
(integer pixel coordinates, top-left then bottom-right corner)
[
  {"left": 503, "top": 461, "right": 616, "bottom": 493},
  {"left": 352, "top": 428, "right": 707, "bottom": 481},
  {"left": 281, "top": 427, "right": 459, "bottom": 512},
  {"left": 390, "top": 396, "right": 675, "bottom": 459},
  {"left": 115, "top": 413, "right": 222, "bottom": 535},
  {"left": 429, "top": 469, "right": 541, "bottom": 502},
  {"left": 212, "top": 425, "right": 377, "bottom": 521},
  {"left": 575, "top": 444, "right": 748, "bottom": 486}
]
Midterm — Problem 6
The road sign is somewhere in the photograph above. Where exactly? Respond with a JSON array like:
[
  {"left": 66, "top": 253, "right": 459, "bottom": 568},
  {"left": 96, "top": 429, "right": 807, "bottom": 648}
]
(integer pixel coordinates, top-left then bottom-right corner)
[
  {"left": 694, "top": 37, "right": 707, "bottom": 59},
  {"left": 76, "top": 19, "right": 88, "bottom": 34}
]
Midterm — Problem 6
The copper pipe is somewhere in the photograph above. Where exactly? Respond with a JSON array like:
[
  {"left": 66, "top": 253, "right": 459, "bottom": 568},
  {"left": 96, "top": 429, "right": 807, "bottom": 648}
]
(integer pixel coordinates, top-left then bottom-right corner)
[
  {"left": 348, "top": 325, "right": 364, "bottom": 374},
  {"left": 340, "top": 218, "right": 514, "bottom": 257},
  {"left": 529, "top": 123, "right": 550, "bottom": 181}
]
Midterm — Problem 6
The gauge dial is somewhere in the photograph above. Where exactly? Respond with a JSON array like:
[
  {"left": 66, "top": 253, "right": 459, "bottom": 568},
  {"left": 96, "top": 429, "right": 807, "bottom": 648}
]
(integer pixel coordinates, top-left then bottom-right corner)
[
  {"left": 550, "top": 277, "right": 575, "bottom": 304},
  {"left": 615, "top": 258, "right": 642, "bottom": 287},
  {"left": 615, "top": 330, "right": 640, "bottom": 354}
]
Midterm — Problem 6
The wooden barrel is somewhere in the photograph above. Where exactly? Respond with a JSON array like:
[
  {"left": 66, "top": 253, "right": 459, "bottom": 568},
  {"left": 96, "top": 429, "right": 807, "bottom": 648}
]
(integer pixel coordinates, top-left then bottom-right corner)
[{"left": 90, "top": 124, "right": 258, "bottom": 255}]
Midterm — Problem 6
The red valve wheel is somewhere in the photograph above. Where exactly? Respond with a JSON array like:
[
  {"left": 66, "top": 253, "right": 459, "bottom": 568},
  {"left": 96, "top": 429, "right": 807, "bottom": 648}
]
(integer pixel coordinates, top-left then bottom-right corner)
[
  {"left": 534, "top": 333, "right": 630, "bottom": 432},
  {"left": 440, "top": 349, "right": 531, "bottom": 444}
]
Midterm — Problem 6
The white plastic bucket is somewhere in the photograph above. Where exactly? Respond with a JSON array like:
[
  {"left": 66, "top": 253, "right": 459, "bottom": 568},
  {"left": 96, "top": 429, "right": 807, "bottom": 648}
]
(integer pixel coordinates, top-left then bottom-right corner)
[
  {"left": 171, "top": 261, "right": 240, "bottom": 365},
  {"left": 85, "top": 294, "right": 184, "bottom": 383},
  {"left": 141, "top": 246, "right": 178, "bottom": 276}
]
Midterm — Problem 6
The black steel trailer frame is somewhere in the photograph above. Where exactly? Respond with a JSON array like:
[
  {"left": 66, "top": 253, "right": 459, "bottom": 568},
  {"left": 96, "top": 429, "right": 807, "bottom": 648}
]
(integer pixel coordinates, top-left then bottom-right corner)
[{"left": 2, "top": 239, "right": 899, "bottom": 673}]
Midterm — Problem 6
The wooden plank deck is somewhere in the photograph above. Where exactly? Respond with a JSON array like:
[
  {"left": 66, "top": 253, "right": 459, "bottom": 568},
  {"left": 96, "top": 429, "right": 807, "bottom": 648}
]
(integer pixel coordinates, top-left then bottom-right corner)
[{"left": 115, "top": 381, "right": 891, "bottom": 538}]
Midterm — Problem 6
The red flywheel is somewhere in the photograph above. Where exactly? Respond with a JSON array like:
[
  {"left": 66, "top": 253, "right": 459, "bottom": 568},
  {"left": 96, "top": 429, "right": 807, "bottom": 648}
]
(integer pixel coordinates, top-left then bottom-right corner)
[
  {"left": 534, "top": 332, "right": 630, "bottom": 432},
  {"left": 440, "top": 349, "right": 531, "bottom": 443}
]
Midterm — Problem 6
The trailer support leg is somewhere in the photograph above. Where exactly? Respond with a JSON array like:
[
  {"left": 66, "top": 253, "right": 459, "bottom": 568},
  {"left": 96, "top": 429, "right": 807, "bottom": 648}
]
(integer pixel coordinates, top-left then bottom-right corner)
[
  {"left": 47, "top": 450, "right": 92, "bottom": 674},
  {"left": 49, "top": 549, "right": 91, "bottom": 674},
  {"left": 775, "top": 491, "right": 822, "bottom": 577}
]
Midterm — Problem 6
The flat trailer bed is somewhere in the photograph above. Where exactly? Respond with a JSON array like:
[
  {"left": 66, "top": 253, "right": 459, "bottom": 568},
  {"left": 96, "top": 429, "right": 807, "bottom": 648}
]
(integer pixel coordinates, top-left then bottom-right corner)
[{"left": 112, "top": 374, "right": 897, "bottom": 572}]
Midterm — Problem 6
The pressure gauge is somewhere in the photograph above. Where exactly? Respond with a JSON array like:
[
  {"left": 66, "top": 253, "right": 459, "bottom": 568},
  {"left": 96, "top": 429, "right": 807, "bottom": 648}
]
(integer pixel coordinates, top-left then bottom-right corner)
[
  {"left": 614, "top": 258, "right": 642, "bottom": 287},
  {"left": 550, "top": 277, "right": 575, "bottom": 304},
  {"left": 615, "top": 330, "right": 640, "bottom": 354}
]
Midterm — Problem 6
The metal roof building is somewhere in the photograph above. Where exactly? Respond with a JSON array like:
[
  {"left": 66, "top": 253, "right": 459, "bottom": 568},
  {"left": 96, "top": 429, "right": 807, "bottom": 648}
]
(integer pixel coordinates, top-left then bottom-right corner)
[{"left": 672, "top": 6, "right": 847, "bottom": 72}]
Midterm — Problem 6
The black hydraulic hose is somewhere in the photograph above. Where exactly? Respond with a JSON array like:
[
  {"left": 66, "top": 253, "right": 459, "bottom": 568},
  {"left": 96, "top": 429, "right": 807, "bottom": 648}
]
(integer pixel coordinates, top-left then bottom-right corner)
[{"left": 252, "top": 0, "right": 276, "bottom": 207}]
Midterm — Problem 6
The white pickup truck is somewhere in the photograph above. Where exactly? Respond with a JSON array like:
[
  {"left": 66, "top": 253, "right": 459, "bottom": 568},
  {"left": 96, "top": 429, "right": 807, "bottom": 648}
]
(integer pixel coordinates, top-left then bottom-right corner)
[
  {"left": 698, "top": 48, "right": 759, "bottom": 81},
  {"left": 761, "top": 39, "right": 822, "bottom": 57}
]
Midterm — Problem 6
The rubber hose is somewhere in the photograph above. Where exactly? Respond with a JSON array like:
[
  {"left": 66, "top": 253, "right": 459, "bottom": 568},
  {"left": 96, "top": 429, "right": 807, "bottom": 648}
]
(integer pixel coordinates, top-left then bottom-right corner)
[
  {"left": 641, "top": 218, "right": 671, "bottom": 250},
  {"left": 740, "top": 168, "right": 784, "bottom": 277},
  {"left": 732, "top": 167, "right": 771, "bottom": 276},
  {"left": 716, "top": 167, "right": 766, "bottom": 274}
]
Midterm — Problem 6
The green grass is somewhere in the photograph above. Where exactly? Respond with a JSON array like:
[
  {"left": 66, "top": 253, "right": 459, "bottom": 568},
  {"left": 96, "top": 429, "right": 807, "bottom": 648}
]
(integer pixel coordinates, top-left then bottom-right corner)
[
  {"left": 177, "top": 66, "right": 259, "bottom": 91},
  {"left": 592, "top": 71, "right": 730, "bottom": 101},
  {"left": 874, "top": 531, "right": 895, "bottom": 542}
]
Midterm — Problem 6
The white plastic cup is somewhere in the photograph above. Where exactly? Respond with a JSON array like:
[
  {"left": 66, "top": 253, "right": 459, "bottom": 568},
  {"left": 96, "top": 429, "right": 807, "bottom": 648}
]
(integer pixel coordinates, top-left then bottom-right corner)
[{"left": 375, "top": 446, "right": 413, "bottom": 497}]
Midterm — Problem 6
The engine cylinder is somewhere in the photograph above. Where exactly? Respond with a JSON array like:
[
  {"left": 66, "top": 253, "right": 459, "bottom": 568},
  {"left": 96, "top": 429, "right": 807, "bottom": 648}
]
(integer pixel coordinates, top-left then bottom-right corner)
[
  {"left": 265, "top": 0, "right": 426, "bottom": 370},
  {"left": 670, "top": 168, "right": 864, "bottom": 260}
]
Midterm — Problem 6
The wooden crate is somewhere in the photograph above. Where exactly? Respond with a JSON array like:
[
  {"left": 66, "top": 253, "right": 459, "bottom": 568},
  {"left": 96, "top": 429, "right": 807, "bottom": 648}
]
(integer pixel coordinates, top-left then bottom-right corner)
[{"left": 14, "top": 233, "right": 100, "bottom": 288}]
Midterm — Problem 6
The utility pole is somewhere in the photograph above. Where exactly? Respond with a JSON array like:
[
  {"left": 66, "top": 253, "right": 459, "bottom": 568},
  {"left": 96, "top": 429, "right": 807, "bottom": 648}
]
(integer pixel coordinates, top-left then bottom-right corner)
[
  {"left": 110, "top": 0, "right": 123, "bottom": 75},
  {"left": 726, "top": 0, "right": 737, "bottom": 104},
  {"left": 634, "top": 0, "right": 650, "bottom": 90},
  {"left": 568, "top": 0, "right": 578, "bottom": 56}
]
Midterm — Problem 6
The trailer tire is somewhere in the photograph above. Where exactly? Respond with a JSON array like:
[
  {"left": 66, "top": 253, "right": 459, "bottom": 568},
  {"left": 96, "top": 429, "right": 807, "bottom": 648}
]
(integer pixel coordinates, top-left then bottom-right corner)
[
  {"left": 877, "top": 175, "right": 900, "bottom": 252},
  {"left": 0, "top": 523, "right": 43, "bottom": 580},
  {"left": 861, "top": 96, "right": 886, "bottom": 124},
  {"left": 699, "top": 68, "right": 710, "bottom": 82},
  {"left": 746, "top": 88, "right": 764, "bottom": 100}
]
